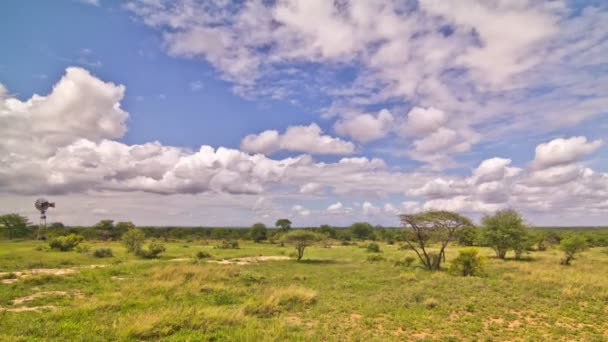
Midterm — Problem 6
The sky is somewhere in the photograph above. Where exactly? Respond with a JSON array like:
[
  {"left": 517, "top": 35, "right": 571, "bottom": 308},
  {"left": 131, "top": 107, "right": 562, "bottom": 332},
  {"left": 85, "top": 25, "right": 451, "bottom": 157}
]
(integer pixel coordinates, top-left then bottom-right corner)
[{"left": 0, "top": 0, "right": 607, "bottom": 227}]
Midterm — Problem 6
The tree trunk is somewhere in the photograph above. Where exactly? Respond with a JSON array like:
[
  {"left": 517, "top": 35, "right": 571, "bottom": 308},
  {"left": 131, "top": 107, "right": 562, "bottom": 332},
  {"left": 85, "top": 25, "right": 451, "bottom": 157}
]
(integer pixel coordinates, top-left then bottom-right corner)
[
  {"left": 297, "top": 246, "right": 304, "bottom": 261},
  {"left": 497, "top": 249, "right": 507, "bottom": 259}
]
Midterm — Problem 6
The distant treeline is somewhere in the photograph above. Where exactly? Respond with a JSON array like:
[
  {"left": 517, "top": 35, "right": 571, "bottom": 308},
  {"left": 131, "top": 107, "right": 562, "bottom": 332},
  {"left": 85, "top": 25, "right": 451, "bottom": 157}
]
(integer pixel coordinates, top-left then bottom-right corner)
[{"left": 2, "top": 219, "right": 608, "bottom": 247}]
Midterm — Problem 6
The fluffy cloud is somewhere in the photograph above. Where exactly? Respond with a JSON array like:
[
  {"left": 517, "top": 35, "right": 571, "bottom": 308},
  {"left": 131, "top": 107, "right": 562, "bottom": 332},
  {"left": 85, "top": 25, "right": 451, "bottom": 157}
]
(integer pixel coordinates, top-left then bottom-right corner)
[
  {"left": 241, "top": 123, "right": 355, "bottom": 155},
  {"left": 127, "top": 0, "right": 608, "bottom": 171},
  {"left": 334, "top": 109, "right": 393, "bottom": 143},
  {"left": 402, "top": 107, "right": 447, "bottom": 136},
  {"left": 362, "top": 201, "right": 380, "bottom": 216},
  {"left": 291, "top": 204, "right": 311, "bottom": 217},
  {"left": 472, "top": 158, "right": 521, "bottom": 184},
  {"left": 0, "top": 67, "right": 127, "bottom": 158},
  {"left": 533, "top": 136, "right": 603, "bottom": 169},
  {"left": 299, "top": 182, "right": 323, "bottom": 194},
  {"left": 2, "top": 67, "right": 608, "bottom": 226}
]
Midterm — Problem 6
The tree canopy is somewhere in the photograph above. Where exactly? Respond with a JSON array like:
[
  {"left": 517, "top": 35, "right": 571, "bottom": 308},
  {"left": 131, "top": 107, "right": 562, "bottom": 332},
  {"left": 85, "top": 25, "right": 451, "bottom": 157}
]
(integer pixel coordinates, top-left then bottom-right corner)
[
  {"left": 282, "top": 230, "right": 322, "bottom": 261},
  {"left": 400, "top": 210, "right": 472, "bottom": 270},
  {"left": 0, "top": 214, "right": 31, "bottom": 240},
  {"left": 250, "top": 223, "right": 268, "bottom": 242},
  {"left": 482, "top": 209, "right": 530, "bottom": 259},
  {"left": 275, "top": 219, "right": 292, "bottom": 232}
]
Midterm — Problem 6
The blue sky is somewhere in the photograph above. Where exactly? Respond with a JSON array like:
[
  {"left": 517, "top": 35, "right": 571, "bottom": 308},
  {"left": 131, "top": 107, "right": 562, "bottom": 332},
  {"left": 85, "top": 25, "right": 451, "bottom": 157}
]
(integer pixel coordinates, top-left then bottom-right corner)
[{"left": 0, "top": 0, "right": 607, "bottom": 227}]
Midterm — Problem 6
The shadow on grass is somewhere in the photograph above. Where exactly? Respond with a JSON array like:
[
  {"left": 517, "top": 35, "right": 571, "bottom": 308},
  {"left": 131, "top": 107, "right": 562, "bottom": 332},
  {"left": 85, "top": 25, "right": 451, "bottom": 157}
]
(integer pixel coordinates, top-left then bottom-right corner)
[
  {"left": 296, "top": 259, "right": 339, "bottom": 265},
  {"left": 492, "top": 256, "right": 537, "bottom": 262}
]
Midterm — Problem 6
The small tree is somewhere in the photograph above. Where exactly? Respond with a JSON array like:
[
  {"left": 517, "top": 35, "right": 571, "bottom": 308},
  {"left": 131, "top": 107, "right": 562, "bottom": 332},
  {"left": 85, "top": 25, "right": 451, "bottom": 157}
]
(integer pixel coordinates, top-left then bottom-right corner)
[
  {"left": 533, "top": 230, "right": 549, "bottom": 251},
  {"left": 250, "top": 223, "right": 268, "bottom": 242},
  {"left": 319, "top": 224, "right": 337, "bottom": 239},
  {"left": 275, "top": 219, "right": 292, "bottom": 232},
  {"left": 482, "top": 209, "right": 529, "bottom": 259},
  {"left": 400, "top": 210, "right": 472, "bottom": 271},
  {"left": 560, "top": 235, "right": 588, "bottom": 265},
  {"left": 94, "top": 220, "right": 114, "bottom": 230},
  {"left": 0, "top": 214, "right": 30, "bottom": 240},
  {"left": 282, "top": 230, "right": 322, "bottom": 261},
  {"left": 450, "top": 248, "right": 485, "bottom": 276},
  {"left": 123, "top": 228, "right": 146, "bottom": 253},
  {"left": 350, "top": 222, "right": 374, "bottom": 240}
]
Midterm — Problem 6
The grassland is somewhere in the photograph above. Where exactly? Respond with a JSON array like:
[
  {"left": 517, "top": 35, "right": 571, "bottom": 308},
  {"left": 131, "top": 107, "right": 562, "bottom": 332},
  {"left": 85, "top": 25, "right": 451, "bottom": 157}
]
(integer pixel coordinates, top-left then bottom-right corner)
[{"left": 1, "top": 239, "right": 607, "bottom": 341}]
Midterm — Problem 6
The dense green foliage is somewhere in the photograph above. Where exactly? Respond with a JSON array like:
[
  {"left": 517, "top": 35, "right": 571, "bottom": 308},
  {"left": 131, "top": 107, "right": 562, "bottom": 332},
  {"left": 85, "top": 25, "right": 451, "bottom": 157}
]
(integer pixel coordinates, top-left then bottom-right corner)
[
  {"left": 92, "top": 248, "right": 113, "bottom": 258},
  {"left": 122, "top": 229, "right": 146, "bottom": 253},
  {"left": 137, "top": 242, "right": 166, "bottom": 259},
  {"left": 49, "top": 234, "right": 84, "bottom": 252},
  {"left": 449, "top": 248, "right": 485, "bottom": 276},
  {"left": 275, "top": 219, "right": 292, "bottom": 232},
  {"left": 0, "top": 214, "right": 31, "bottom": 240},
  {"left": 560, "top": 235, "right": 588, "bottom": 265},
  {"left": 366, "top": 242, "right": 381, "bottom": 253},
  {"left": 482, "top": 209, "right": 530, "bottom": 259},
  {"left": 250, "top": 223, "right": 268, "bottom": 243},
  {"left": 350, "top": 222, "right": 374, "bottom": 240}
]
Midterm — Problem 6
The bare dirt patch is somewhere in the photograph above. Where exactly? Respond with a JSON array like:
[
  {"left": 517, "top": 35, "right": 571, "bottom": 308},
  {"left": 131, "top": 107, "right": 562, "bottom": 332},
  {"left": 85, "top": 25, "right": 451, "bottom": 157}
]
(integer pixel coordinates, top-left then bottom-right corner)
[
  {"left": 0, "top": 265, "right": 106, "bottom": 284},
  {"left": 208, "top": 256, "right": 290, "bottom": 265},
  {"left": 12, "top": 291, "right": 83, "bottom": 305},
  {"left": 0, "top": 305, "right": 57, "bottom": 312},
  {"left": 169, "top": 258, "right": 192, "bottom": 262}
]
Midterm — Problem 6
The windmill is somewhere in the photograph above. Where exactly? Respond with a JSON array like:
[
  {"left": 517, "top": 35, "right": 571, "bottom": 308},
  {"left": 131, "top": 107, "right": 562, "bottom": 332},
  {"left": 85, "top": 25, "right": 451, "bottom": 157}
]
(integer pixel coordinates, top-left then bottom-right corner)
[{"left": 35, "top": 198, "right": 55, "bottom": 240}]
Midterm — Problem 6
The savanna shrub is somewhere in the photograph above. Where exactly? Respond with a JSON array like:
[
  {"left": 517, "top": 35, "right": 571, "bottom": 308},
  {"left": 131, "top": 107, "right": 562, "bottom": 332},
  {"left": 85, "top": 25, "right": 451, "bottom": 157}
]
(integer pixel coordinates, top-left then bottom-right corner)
[
  {"left": 49, "top": 234, "right": 84, "bottom": 252},
  {"left": 217, "top": 240, "right": 239, "bottom": 249},
  {"left": 449, "top": 248, "right": 485, "bottom": 276},
  {"left": 122, "top": 228, "right": 146, "bottom": 253},
  {"left": 75, "top": 244, "right": 90, "bottom": 254},
  {"left": 560, "top": 235, "right": 588, "bottom": 265},
  {"left": 366, "top": 255, "right": 386, "bottom": 262},
  {"left": 137, "top": 242, "right": 166, "bottom": 259},
  {"left": 196, "top": 251, "right": 211, "bottom": 259},
  {"left": 93, "top": 248, "right": 113, "bottom": 258},
  {"left": 395, "top": 256, "right": 417, "bottom": 267},
  {"left": 366, "top": 242, "right": 381, "bottom": 253}
]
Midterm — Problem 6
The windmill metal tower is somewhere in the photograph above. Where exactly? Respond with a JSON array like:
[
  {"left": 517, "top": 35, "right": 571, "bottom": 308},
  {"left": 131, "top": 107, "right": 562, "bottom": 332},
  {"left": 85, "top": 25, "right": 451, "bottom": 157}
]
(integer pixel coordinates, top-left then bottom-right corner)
[{"left": 35, "top": 198, "right": 55, "bottom": 240}]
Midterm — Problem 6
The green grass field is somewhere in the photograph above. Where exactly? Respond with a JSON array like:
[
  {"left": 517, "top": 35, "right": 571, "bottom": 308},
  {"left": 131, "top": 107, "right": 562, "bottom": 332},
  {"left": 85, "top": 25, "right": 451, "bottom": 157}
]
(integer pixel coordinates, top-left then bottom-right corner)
[{"left": 1, "top": 240, "right": 607, "bottom": 341}]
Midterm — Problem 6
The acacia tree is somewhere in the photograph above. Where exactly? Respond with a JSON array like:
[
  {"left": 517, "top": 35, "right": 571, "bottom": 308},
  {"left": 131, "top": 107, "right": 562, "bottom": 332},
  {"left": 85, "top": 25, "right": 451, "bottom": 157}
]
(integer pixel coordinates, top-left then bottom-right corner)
[
  {"left": 0, "top": 214, "right": 30, "bottom": 240},
  {"left": 482, "top": 209, "right": 529, "bottom": 259},
  {"left": 399, "top": 210, "right": 472, "bottom": 271},
  {"left": 275, "top": 219, "right": 292, "bottom": 232},
  {"left": 282, "top": 230, "right": 322, "bottom": 261},
  {"left": 560, "top": 235, "right": 588, "bottom": 265}
]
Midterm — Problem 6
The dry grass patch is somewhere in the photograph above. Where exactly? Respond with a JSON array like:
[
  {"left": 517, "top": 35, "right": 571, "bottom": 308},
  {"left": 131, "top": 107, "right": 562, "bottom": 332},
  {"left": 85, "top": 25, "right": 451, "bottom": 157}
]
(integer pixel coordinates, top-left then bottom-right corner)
[{"left": 242, "top": 286, "right": 317, "bottom": 317}]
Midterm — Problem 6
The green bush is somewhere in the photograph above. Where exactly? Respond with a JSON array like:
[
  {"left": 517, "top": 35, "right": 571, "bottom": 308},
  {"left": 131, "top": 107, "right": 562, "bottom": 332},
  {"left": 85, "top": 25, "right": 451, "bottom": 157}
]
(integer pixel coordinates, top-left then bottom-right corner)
[
  {"left": 75, "top": 244, "right": 90, "bottom": 254},
  {"left": 137, "top": 242, "right": 166, "bottom": 259},
  {"left": 366, "top": 255, "right": 386, "bottom": 262},
  {"left": 449, "top": 248, "right": 485, "bottom": 276},
  {"left": 196, "top": 251, "right": 212, "bottom": 259},
  {"left": 395, "top": 256, "right": 417, "bottom": 267},
  {"left": 123, "top": 228, "right": 146, "bottom": 253},
  {"left": 49, "top": 234, "right": 84, "bottom": 252},
  {"left": 92, "top": 248, "right": 113, "bottom": 258},
  {"left": 366, "top": 242, "right": 381, "bottom": 253},
  {"left": 216, "top": 240, "right": 239, "bottom": 249}
]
